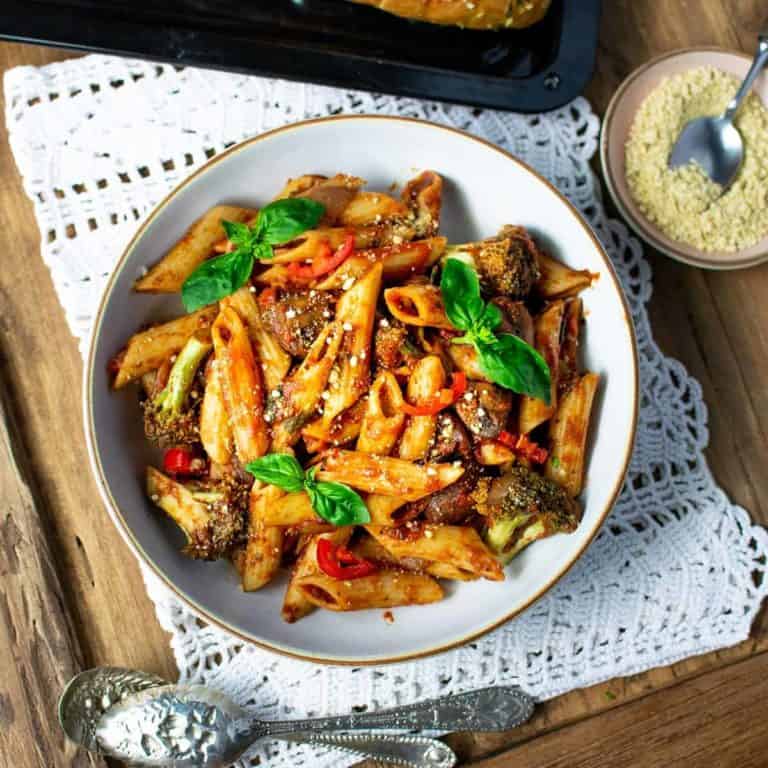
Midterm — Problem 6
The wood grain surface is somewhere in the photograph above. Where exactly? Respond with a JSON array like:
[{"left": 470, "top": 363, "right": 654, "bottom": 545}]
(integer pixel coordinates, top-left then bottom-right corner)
[{"left": 0, "top": 2, "right": 766, "bottom": 766}]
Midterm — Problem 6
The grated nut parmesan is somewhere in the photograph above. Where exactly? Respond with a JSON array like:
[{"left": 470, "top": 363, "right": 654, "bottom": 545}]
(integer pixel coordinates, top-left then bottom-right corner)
[{"left": 625, "top": 66, "right": 768, "bottom": 253}]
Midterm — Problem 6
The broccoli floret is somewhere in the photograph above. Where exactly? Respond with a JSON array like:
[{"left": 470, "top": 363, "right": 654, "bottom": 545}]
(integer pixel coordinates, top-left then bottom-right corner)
[
  {"left": 147, "top": 467, "right": 249, "bottom": 560},
  {"left": 482, "top": 466, "right": 581, "bottom": 564},
  {"left": 142, "top": 334, "right": 211, "bottom": 445}
]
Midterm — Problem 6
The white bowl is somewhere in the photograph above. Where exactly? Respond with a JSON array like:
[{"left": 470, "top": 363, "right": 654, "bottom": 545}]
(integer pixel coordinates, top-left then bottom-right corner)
[{"left": 85, "top": 115, "right": 638, "bottom": 664}]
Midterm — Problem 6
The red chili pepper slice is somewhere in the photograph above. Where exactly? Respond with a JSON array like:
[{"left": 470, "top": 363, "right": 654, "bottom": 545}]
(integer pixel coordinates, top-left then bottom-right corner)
[
  {"left": 287, "top": 233, "right": 356, "bottom": 280},
  {"left": 162, "top": 446, "right": 207, "bottom": 477},
  {"left": 497, "top": 430, "right": 549, "bottom": 464},
  {"left": 400, "top": 372, "right": 468, "bottom": 416},
  {"left": 316, "top": 538, "right": 378, "bottom": 579}
]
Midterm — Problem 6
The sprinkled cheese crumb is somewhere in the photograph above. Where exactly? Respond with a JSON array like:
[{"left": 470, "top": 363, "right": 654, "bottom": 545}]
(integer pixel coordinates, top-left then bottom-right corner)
[
  {"left": 342, "top": 321, "right": 353, "bottom": 332},
  {"left": 626, "top": 66, "right": 768, "bottom": 253},
  {"left": 150, "top": 494, "right": 159, "bottom": 502},
  {"left": 271, "top": 389, "right": 281, "bottom": 398},
  {"left": 285, "top": 308, "right": 297, "bottom": 320},
  {"left": 424, "top": 528, "right": 434, "bottom": 538},
  {"left": 321, "top": 391, "right": 330, "bottom": 400},
  {"left": 379, "top": 318, "right": 390, "bottom": 328},
  {"left": 349, "top": 355, "right": 359, "bottom": 367},
  {"left": 323, "top": 310, "right": 332, "bottom": 319},
  {"left": 426, "top": 467, "right": 437, "bottom": 476},
  {"left": 463, "top": 391, "right": 474, "bottom": 401},
  {"left": 249, "top": 286, "right": 257, "bottom": 293},
  {"left": 392, "top": 235, "right": 403, "bottom": 245},
  {"left": 342, "top": 277, "right": 355, "bottom": 290}
]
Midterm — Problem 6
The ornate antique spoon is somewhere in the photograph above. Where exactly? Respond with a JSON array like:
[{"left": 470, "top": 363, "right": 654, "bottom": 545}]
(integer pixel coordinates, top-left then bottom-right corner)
[
  {"left": 59, "top": 667, "right": 535, "bottom": 767},
  {"left": 669, "top": 28, "right": 768, "bottom": 187}
]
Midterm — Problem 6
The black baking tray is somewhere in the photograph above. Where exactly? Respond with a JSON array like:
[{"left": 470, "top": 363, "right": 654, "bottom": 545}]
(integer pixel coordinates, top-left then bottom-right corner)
[{"left": 0, "top": 0, "right": 600, "bottom": 111}]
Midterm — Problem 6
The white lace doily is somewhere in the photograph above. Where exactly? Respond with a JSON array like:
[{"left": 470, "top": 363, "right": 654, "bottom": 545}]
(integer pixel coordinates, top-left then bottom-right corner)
[{"left": 7, "top": 55, "right": 768, "bottom": 768}]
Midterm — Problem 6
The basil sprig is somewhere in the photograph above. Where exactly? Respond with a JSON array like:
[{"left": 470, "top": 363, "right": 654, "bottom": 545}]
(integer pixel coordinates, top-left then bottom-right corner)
[
  {"left": 245, "top": 454, "right": 370, "bottom": 527},
  {"left": 181, "top": 198, "right": 325, "bottom": 311},
  {"left": 440, "top": 258, "right": 551, "bottom": 404}
]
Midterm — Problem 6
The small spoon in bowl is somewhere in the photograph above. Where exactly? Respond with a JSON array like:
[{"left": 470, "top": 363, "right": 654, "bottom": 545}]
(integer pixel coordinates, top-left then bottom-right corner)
[{"left": 668, "top": 30, "right": 768, "bottom": 188}]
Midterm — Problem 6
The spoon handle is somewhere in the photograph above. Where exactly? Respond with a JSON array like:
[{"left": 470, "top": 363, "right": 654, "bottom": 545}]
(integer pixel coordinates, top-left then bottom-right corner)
[
  {"left": 279, "top": 732, "right": 456, "bottom": 768},
  {"left": 260, "top": 685, "right": 534, "bottom": 737},
  {"left": 724, "top": 31, "right": 768, "bottom": 121}
]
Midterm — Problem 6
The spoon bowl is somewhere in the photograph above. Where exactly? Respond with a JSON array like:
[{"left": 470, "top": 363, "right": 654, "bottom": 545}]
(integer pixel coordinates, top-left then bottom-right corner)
[
  {"left": 668, "top": 114, "right": 743, "bottom": 188},
  {"left": 668, "top": 31, "right": 768, "bottom": 188}
]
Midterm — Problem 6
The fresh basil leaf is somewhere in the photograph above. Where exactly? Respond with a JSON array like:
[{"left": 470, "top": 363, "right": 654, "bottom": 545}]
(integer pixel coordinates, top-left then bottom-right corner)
[
  {"left": 256, "top": 198, "right": 325, "bottom": 246},
  {"left": 245, "top": 453, "right": 305, "bottom": 493},
  {"left": 253, "top": 241, "right": 274, "bottom": 261},
  {"left": 477, "top": 301, "right": 502, "bottom": 333},
  {"left": 477, "top": 334, "right": 551, "bottom": 404},
  {"left": 221, "top": 220, "right": 253, "bottom": 248},
  {"left": 308, "top": 481, "right": 370, "bottom": 526},
  {"left": 181, "top": 249, "right": 254, "bottom": 311},
  {"left": 440, "top": 258, "right": 486, "bottom": 331}
]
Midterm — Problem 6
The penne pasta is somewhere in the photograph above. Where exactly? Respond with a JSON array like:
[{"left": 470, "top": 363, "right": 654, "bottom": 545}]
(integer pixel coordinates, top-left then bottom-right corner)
[
  {"left": 558, "top": 297, "right": 583, "bottom": 397},
  {"left": 220, "top": 287, "right": 292, "bottom": 393},
  {"left": 518, "top": 300, "right": 565, "bottom": 434},
  {"left": 211, "top": 307, "right": 269, "bottom": 462},
  {"left": 357, "top": 371, "right": 407, "bottom": 455},
  {"left": 240, "top": 482, "right": 284, "bottom": 591},
  {"left": 297, "top": 569, "right": 443, "bottom": 612},
  {"left": 314, "top": 449, "right": 464, "bottom": 500},
  {"left": 446, "top": 340, "right": 489, "bottom": 381},
  {"left": 351, "top": 534, "right": 478, "bottom": 581},
  {"left": 282, "top": 528, "right": 352, "bottom": 623},
  {"left": 366, "top": 524, "right": 504, "bottom": 581},
  {"left": 546, "top": 372, "right": 600, "bottom": 497},
  {"left": 272, "top": 322, "right": 344, "bottom": 450},
  {"left": 274, "top": 174, "right": 327, "bottom": 199},
  {"left": 402, "top": 170, "right": 443, "bottom": 237},
  {"left": 364, "top": 494, "right": 409, "bottom": 525},
  {"left": 301, "top": 398, "right": 367, "bottom": 449},
  {"left": 476, "top": 441, "right": 516, "bottom": 466},
  {"left": 536, "top": 251, "right": 595, "bottom": 299},
  {"left": 111, "top": 306, "right": 218, "bottom": 388},
  {"left": 315, "top": 237, "right": 446, "bottom": 289},
  {"left": 339, "top": 190, "right": 409, "bottom": 226},
  {"left": 398, "top": 355, "right": 446, "bottom": 460},
  {"left": 322, "top": 262, "right": 382, "bottom": 426},
  {"left": 135, "top": 205, "right": 257, "bottom": 292},
  {"left": 199, "top": 357, "right": 233, "bottom": 465},
  {"left": 260, "top": 490, "right": 405, "bottom": 527},
  {"left": 384, "top": 283, "right": 453, "bottom": 329}
]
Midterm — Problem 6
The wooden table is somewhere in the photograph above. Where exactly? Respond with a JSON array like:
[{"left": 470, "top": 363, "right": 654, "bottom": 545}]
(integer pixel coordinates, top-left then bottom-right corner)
[{"left": 1, "top": 3, "right": 767, "bottom": 766}]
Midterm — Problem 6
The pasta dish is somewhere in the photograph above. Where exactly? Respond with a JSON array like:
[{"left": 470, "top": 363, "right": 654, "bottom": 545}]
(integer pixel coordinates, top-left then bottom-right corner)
[{"left": 110, "top": 171, "right": 598, "bottom": 622}]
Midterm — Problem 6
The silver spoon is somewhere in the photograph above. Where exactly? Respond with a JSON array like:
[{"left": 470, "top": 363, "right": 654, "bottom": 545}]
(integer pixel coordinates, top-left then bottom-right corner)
[
  {"left": 668, "top": 29, "right": 768, "bottom": 188},
  {"left": 59, "top": 667, "right": 535, "bottom": 768}
]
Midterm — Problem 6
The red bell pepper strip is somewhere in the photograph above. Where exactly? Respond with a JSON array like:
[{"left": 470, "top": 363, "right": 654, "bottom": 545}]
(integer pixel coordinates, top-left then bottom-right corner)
[
  {"left": 497, "top": 431, "right": 549, "bottom": 464},
  {"left": 162, "top": 446, "right": 207, "bottom": 477},
  {"left": 400, "top": 372, "right": 468, "bottom": 416},
  {"left": 316, "top": 538, "right": 378, "bottom": 580},
  {"left": 287, "top": 233, "right": 356, "bottom": 280}
]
